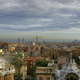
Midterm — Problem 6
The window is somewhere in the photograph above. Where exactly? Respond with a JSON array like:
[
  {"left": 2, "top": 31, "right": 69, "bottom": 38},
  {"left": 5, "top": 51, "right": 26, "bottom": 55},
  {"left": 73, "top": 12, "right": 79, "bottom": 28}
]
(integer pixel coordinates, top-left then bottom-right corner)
[
  {"left": 47, "top": 77, "right": 50, "bottom": 80},
  {"left": 67, "top": 78, "right": 69, "bottom": 80},
  {"left": 70, "top": 77, "right": 73, "bottom": 80},
  {"left": 39, "top": 77, "right": 42, "bottom": 80}
]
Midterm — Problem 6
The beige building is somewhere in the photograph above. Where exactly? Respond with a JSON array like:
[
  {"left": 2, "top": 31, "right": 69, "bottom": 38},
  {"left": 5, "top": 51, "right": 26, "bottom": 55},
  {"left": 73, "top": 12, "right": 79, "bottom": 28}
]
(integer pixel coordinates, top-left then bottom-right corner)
[
  {"left": 36, "top": 59, "right": 57, "bottom": 80},
  {"left": 36, "top": 67, "right": 53, "bottom": 80},
  {"left": 20, "top": 65, "right": 27, "bottom": 79},
  {"left": 58, "top": 56, "right": 67, "bottom": 69}
]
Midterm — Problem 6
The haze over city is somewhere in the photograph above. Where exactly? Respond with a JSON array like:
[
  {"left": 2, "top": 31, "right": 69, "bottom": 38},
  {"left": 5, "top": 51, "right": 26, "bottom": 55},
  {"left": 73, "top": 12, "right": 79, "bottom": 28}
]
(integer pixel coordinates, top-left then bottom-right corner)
[{"left": 0, "top": 0, "right": 80, "bottom": 40}]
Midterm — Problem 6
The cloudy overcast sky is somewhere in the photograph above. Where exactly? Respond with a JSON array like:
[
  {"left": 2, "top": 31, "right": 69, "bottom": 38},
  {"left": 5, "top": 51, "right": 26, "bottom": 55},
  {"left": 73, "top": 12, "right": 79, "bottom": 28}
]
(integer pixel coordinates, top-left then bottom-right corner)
[{"left": 0, "top": 0, "right": 80, "bottom": 40}]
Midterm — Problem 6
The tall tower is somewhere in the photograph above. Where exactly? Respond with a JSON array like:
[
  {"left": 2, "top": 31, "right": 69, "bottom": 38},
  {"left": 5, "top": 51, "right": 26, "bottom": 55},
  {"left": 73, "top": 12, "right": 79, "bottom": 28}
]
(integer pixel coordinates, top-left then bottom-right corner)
[
  {"left": 23, "top": 38, "right": 24, "bottom": 43},
  {"left": 34, "top": 36, "right": 40, "bottom": 46},
  {"left": 18, "top": 38, "right": 20, "bottom": 43}
]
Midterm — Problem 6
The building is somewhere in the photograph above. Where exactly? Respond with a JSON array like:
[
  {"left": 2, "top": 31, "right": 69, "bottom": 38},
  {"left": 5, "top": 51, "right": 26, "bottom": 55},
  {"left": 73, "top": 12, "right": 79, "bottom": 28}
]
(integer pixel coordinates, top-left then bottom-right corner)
[
  {"left": 20, "top": 65, "right": 27, "bottom": 80},
  {"left": 36, "top": 59, "right": 57, "bottom": 80},
  {"left": 0, "top": 58, "right": 15, "bottom": 80},
  {"left": 56, "top": 53, "right": 80, "bottom": 80},
  {"left": 36, "top": 53, "right": 80, "bottom": 80},
  {"left": 2, "top": 42, "right": 10, "bottom": 50},
  {"left": 36, "top": 67, "right": 53, "bottom": 80},
  {"left": 25, "top": 56, "right": 34, "bottom": 72},
  {"left": 57, "top": 56, "right": 67, "bottom": 69}
]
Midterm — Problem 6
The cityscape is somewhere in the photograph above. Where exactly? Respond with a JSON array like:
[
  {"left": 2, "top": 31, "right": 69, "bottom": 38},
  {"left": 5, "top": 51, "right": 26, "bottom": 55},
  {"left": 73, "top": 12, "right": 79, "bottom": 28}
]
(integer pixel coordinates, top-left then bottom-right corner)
[{"left": 0, "top": 0, "right": 80, "bottom": 80}]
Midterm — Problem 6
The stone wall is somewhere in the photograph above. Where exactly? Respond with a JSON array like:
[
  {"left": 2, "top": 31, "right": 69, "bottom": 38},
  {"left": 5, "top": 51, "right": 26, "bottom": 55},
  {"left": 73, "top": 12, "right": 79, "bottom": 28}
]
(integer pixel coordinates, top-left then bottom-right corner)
[
  {"left": 0, "top": 74, "right": 14, "bottom": 80},
  {"left": 0, "top": 76, "right": 4, "bottom": 80},
  {"left": 4, "top": 74, "right": 14, "bottom": 80}
]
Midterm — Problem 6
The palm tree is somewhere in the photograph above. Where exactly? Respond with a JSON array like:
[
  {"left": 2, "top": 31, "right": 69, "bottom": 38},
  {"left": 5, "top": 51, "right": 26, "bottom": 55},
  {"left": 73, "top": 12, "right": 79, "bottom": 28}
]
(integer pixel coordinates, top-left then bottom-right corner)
[{"left": 11, "top": 53, "right": 26, "bottom": 80}]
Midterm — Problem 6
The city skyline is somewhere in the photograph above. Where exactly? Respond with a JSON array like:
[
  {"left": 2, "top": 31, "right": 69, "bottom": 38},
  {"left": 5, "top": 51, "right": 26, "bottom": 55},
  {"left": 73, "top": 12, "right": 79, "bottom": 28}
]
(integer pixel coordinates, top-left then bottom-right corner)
[{"left": 0, "top": 0, "right": 80, "bottom": 40}]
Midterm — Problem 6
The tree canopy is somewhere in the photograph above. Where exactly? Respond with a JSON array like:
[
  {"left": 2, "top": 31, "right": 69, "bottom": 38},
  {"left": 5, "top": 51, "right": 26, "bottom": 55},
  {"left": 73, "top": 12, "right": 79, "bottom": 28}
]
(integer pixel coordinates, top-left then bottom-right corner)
[{"left": 35, "top": 59, "right": 48, "bottom": 67}]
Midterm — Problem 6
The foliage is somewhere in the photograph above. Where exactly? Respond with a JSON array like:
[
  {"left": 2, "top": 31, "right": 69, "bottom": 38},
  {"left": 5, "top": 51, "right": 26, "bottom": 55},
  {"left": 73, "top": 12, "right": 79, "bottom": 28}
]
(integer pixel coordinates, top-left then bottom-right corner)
[
  {"left": 27, "top": 66, "right": 36, "bottom": 78},
  {"left": 14, "top": 73, "right": 23, "bottom": 80},
  {"left": 27, "top": 59, "right": 48, "bottom": 79},
  {"left": 12, "top": 53, "right": 25, "bottom": 67},
  {"left": 35, "top": 59, "right": 48, "bottom": 67},
  {"left": 11, "top": 53, "right": 26, "bottom": 80},
  {"left": 73, "top": 56, "right": 80, "bottom": 66}
]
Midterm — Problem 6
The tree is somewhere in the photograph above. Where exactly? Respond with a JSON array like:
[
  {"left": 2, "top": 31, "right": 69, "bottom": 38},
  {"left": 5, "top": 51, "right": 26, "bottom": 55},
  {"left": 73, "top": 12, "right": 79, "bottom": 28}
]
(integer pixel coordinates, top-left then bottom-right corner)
[
  {"left": 35, "top": 60, "right": 48, "bottom": 67},
  {"left": 27, "top": 60, "right": 48, "bottom": 79},
  {"left": 73, "top": 56, "right": 80, "bottom": 66},
  {"left": 27, "top": 66, "right": 36, "bottom": 78},
  {"left": 11, "top": 53, "right": 26, "bottom": 80}
]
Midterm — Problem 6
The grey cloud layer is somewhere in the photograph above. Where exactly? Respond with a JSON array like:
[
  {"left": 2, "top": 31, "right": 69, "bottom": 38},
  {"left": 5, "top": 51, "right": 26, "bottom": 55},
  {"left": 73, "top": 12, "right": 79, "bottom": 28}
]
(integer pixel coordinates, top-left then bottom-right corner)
[{"left": 0, "top": 0, "right": 80, "bottom": 31}]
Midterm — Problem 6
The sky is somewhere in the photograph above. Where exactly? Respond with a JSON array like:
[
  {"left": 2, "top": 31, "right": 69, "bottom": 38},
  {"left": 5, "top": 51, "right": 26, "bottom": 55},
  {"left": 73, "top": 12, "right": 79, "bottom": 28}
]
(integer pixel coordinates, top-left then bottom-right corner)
[{"left": 0, "top": 0, "right": 80, "bottom": 40}]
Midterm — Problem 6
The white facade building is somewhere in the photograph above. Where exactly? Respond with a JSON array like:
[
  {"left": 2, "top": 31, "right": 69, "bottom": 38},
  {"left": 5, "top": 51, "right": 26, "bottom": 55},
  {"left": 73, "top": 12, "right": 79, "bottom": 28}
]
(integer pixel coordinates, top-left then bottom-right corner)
[
  {"left": 0, "top": 58, "right": 15, "bottom": 76},
  {"left": 56, "top": 53, "right": 80, "bottom": 80}
]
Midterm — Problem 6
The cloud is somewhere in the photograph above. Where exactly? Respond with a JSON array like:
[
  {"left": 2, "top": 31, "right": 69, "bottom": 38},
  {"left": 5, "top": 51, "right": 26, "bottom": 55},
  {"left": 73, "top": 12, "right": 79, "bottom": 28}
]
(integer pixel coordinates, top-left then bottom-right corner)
[{"left": 0, "top": 0, "right": 80, "bottom": 39}]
